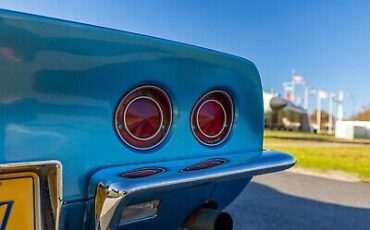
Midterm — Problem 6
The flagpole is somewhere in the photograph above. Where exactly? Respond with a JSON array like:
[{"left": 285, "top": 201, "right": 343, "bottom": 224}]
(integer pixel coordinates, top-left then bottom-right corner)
[
  {"left": 304, "top": 84, "right": 309, "bottom": 110},
  {"left": 337, "top": 91, "right": 344, "bottom": 121},
  {"left": 317, "top": 92, "right": 321, "bottom": 133},
  {"left": 328, "top": 94, "right": 333, "bottom": 135},
  {"left": 291, "top": 70, "right": 296, "bottom": 103}
]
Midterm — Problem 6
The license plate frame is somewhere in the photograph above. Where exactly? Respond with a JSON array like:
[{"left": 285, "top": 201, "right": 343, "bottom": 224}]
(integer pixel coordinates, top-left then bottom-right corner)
[{"left": 0, "top": 161, "right": 62, "bottom": 230}]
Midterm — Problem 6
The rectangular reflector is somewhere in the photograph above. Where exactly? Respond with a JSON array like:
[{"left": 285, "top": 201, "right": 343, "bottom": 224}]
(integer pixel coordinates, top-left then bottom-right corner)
[{"left": 120, "top": 200, "right": 160, "bottom": 223}]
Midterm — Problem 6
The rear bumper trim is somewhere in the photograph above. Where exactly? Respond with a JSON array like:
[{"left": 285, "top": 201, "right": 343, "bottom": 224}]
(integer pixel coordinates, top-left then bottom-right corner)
[{"left": 92, "top": 150, "right": 295, "bottom": 229}]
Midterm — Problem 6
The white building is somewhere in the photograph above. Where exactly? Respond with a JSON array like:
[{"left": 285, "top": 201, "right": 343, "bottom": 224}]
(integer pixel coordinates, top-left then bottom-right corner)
[{"left": 335, "top": 121, "right": 370, "bottom": 139}]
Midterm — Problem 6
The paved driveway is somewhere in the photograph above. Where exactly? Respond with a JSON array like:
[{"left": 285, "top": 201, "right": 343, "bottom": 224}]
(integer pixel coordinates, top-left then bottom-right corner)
[{"left": 227, "top": 172, "right": 370, "bottom": 230}]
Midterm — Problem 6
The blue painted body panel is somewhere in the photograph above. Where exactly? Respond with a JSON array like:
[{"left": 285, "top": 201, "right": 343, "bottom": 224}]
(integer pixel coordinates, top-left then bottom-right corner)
[
  {"left": 0, "top": 10, "right": 263, "bottom": 202},
  {"left": 0, "top": 10, "right": 294, "bottom": 230}
]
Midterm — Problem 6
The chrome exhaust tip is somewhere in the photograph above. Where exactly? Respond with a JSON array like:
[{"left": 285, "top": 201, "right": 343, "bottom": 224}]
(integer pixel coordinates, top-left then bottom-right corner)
[{"left": 183, "top": 208, "right": 233, "bottom": 230}]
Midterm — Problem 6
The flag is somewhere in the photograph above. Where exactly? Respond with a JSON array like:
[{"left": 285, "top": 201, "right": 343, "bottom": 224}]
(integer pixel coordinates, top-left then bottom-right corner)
[
  {"left": 318, "top": 90, "right": 328, "bottom": 99},
  {"left": 292, "top": 74, "right": 304, "bottom": 84}
]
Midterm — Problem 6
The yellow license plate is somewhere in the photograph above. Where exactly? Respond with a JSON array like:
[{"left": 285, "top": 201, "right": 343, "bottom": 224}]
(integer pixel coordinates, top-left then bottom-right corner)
[{"left": 0, "top": 172, "right": 40, "bottom": 230}]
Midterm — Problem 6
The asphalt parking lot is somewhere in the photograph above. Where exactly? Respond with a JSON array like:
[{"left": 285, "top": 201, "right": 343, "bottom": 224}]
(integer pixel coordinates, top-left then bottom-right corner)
[{"left": 227, "top": 171, "right": 370, "bottom": 230}]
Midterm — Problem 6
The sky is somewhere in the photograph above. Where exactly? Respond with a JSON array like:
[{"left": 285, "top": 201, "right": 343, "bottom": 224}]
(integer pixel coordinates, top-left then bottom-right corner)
[{"left": 1, "top": 0, "right": 369, "bottom": 118}]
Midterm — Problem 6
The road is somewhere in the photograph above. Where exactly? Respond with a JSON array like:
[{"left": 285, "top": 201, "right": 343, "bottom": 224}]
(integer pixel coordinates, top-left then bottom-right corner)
[{"left": 227, "top": 171, "right": 370, "bottom": 230}]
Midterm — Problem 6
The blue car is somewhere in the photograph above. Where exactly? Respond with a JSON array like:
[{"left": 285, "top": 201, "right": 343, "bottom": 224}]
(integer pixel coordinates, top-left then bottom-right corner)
[{"left": 0, "top": 10, "right": 295, "bottom": 230}]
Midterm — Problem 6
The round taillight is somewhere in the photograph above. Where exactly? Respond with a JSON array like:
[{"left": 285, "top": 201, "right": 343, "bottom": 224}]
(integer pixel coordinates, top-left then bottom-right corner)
[
  {"left": 115, "top": 86, "right": 172, "bottom": 150},
  {"left": 191, "top": 90, "right": 233, "bottom": 146}
]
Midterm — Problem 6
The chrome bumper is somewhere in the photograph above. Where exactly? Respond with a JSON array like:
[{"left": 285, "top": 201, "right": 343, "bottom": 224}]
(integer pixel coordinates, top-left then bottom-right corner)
[{"left": 91, "top": 150, "right": 295, "bottom": 230}]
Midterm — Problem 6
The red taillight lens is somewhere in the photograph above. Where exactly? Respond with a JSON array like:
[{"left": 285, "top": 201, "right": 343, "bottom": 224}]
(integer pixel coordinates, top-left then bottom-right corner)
[
  {"left": 115, "top": 86, "right": 172, "bottom": 150},
  {"left": 125, "top": 97, "right": 162, "bottom": 140},
  {"left": 197, "top": 100, "right": 226, "bottom": 137},
  {"left": 191, "top": 90, "right": 233, "bottom": 146}
]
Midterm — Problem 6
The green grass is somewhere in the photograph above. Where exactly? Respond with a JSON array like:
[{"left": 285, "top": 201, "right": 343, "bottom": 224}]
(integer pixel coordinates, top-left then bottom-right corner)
[
  {"left": 264, "top": 130, "right": 370, "bottom": 144},
  {"left": 264, "top": 131, "right": 370, "bottom": 182}
]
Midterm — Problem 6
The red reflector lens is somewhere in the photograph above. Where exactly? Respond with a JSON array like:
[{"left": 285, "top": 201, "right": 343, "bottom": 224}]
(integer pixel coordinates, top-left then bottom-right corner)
[
  {"left": 197, "top": 100, "right": 225, "bottom": 137},
  {"left": 125, "top": 97, "right": 162, "bottom": 140},
  {"left": 182, "top": 159, "right": 227, "bottom": 172},
  {"left": 121, "top": 167, "right": 165, "bottom": 179}
]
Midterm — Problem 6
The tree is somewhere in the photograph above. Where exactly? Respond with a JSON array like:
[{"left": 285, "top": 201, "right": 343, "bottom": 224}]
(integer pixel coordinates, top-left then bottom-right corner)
[
  {"left": 352, "top": 105, "right": 370, "bottom": 121},
  {"left": 310, "top": 109, "right": 332, "bottom": 129}
]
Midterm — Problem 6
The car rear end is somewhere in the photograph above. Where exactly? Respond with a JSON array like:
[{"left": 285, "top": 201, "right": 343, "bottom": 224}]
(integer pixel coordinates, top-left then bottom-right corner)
[{"left": 0, "top": 10, "right": 295, "bottom": 230}]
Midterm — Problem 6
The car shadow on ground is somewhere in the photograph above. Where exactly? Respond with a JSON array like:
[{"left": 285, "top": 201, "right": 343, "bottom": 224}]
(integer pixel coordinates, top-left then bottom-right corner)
[{"left": 227, "top": 182, "right": 370, "bottom": 230}]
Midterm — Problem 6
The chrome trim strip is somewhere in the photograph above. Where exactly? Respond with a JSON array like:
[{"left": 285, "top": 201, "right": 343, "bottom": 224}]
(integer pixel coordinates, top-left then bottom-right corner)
[
  {"left": 93, "top": 151, "right": 295, "bottom": 229},
  {"left": 0, "top": 161, "right": 62, "bottom": 230}
]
